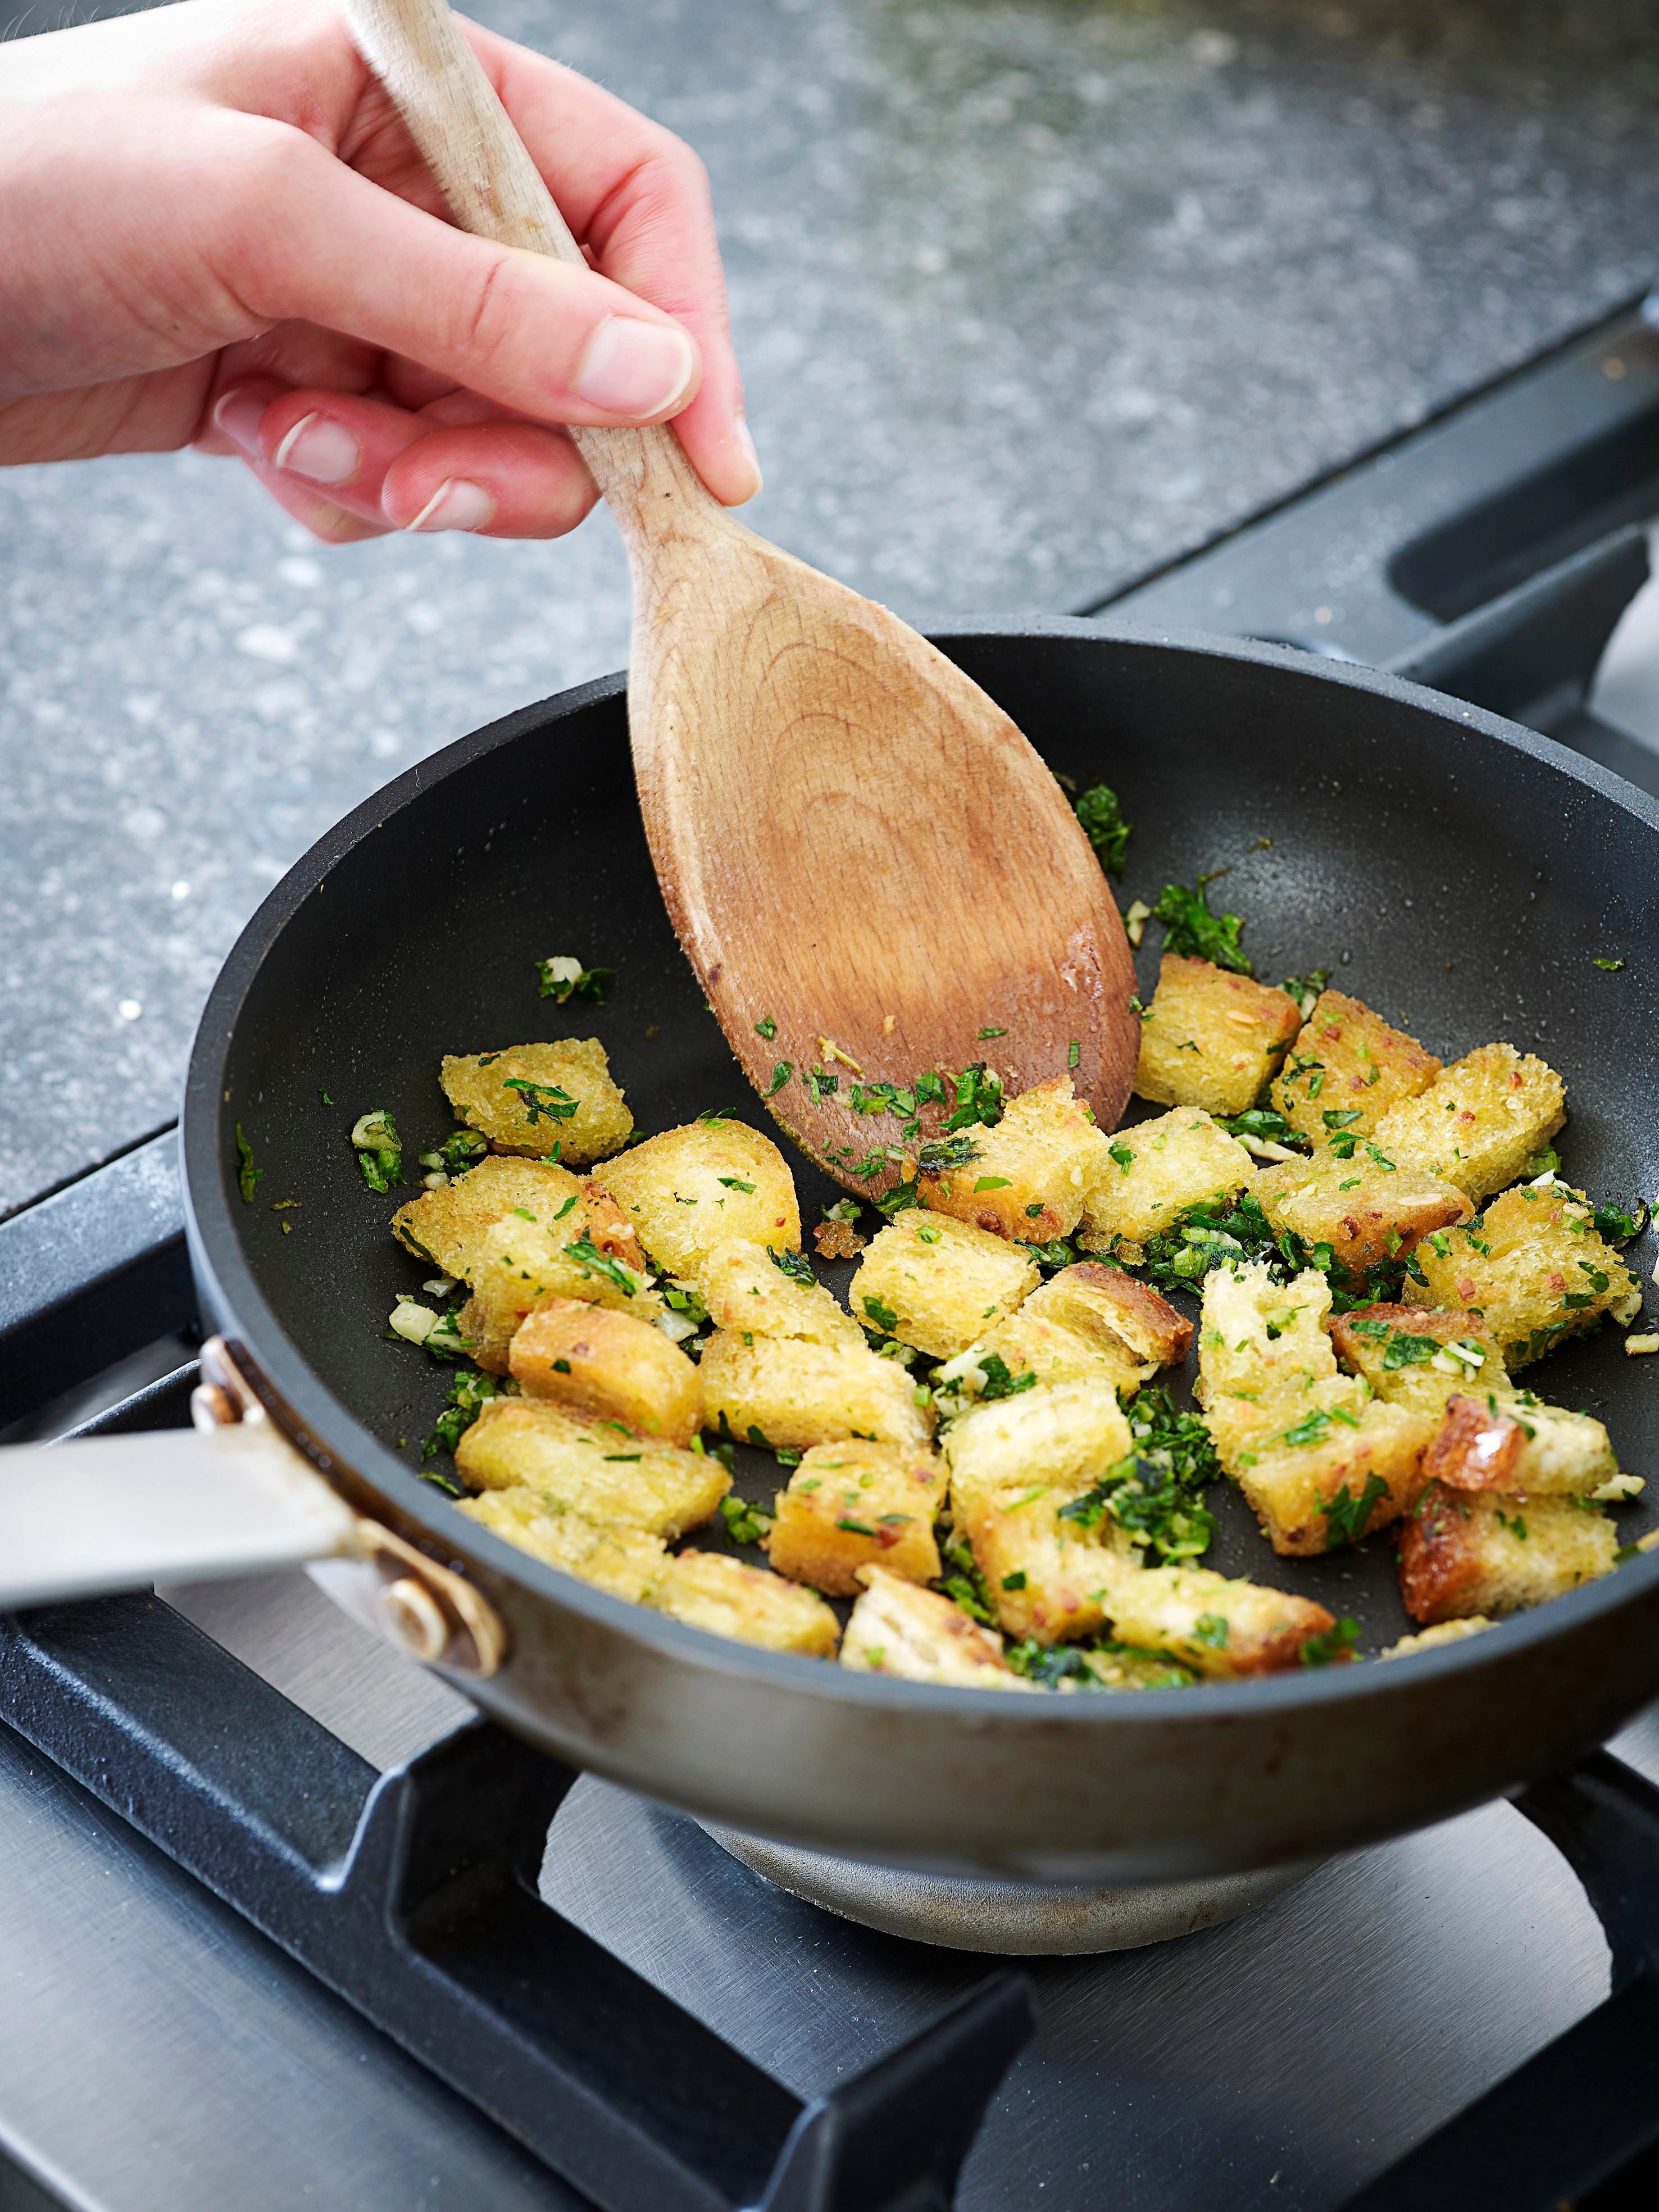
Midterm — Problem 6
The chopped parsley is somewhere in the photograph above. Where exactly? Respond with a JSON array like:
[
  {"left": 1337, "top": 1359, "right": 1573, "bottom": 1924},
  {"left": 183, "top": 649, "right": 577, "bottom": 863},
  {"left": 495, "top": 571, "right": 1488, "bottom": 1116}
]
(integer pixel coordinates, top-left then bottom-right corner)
[
  {"left": 1381, "top": 1332, "right": 1444, "bottom": 1371},
  {"left": 1322, "top": 1472, "right": 1389, "bottom": 1547},
  {"left": 1593, "top": 957, "right": 1626, "bottom": 972},
  {"left": 421, "top": 1364, "right": 504, "bottom": 1461},
  {"left": 1301, "top": 1619, "right": 1360, "bottom": 1668},
  {"left": 1219, "top": 1106, "right": 1307, "bottom": 1151},
  {"left": 974, "top": 1174, "right": 1011, "bottom": 1192},
  {"left": 534, "top": 956, "right": 613, "bottom": 1004},
  {"left": 1280, "top": 969, "right": 1330, "bottom": 1018},
  {"left": 234, "top": 1123, "right": 263, "bottom": 1205},
  {"left": 720, "top": 1495, "right": 774, "bottom": 1546},
  {"left": 1152, "top": 874, "right": 1251, "bottom": 974},
  {"left": 804, "top": 1066, "right": 839, "bottom": 1102},
  {"left": 1191, "top": 1612, "right": 1230, "bottom": 1649},
  {"left": 719, "top": 1175, "right": 757, "bottom": 1193},
  {"left": 978, "top": 1024, "right": 1007, "bottom": 1039},
  {"left": 503, "top": 1078, "right": 578, "bottom": 1126},
  {"left": 1108, "top": 1140, "right": 1136, "bottom": 1174},
  {"left": 1073, "top": 782, "right": 1132, "bottom": 877},
  {"left": 563, "top": 1236, "right": 638, "bottom": 1296},
  {"left": 917, "top": 1134, "right": 983, "bottom": 1175},
  {"left": 350, "top": 1110, "right": 402, "bottom": 1192},
  {"left": 1068, "top": 1039, "right": 1081, "bottom": 1070},
  {"left": 940, "top": 1061, "right": 1005, "bottom": 1133},
  {"left": 976, "top": 1353, "right": 1039, "bottom": 1403},
  {"left": 862, "top": 1293, "right": 900, "bottom": 1333},
  {"left": 766, "top": 1061, "right": 793, "bottom": 1096},
  {"left": 769, "top": 1246, "right": 816, "bottom": 1286},
  {"left": 937, "top": 1533, "right": 996, "bottom": 1624},
  {"left": 1594, "top": 1201, "right": 1647, "bottom": 1244},
  {"left": 1058, "top": 1446, "right": 1216, "bottom": 1565},
  {"left": 754, "top": 1016, "right": 778, "bottom": 1041}
]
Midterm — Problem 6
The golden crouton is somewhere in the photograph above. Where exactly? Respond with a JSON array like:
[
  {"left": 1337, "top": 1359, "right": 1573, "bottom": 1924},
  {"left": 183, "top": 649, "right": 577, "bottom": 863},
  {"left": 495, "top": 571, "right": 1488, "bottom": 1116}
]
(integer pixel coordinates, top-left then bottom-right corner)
[
  {"left": 1406, "top": 1182, "right": 1639, "bottom": 1366},
  {"left": 1422, "top": 1392, "right": 1621, "bottom": 1498},
  {"left": 457, "top": 1212, "right": 661, "bottom": 1373},
  {"left": 695, "top": 1237, "right": 863, "bottom": 1348},
  {"left": 392, "top": 1156, "right": 642, "bottom": 1283},
  {"left": 456, "top": 1397, "right": 728, "bottom": 1537},
  {"left": 849, "top": 1214, "right": 1039, "bottom": 1360},
  {"left": 943, "top": 1379, "right": 1134, "bottom": 1521},
  {"left": 1090, "top": 1555, "right": 1339, "bottom": 1678},
  {"left": 1255, "top": 1150, "right": 1470, "bottom": 1277},
  {"left": 1134, "top": 955, "right": 1303, "bottom": 1116},
  {"left": 508, "top": 1298, "right": 702, "bottom": 1445},
  {"left": 840, "top": 1568, "right": 1031, "bottom": 1688},
  {"left": 440, "top": 1040, "right": 633, "bottom": 1165},
  {"left": 916, "top": 1078, "right": 1111, "bottom": 1243},
  {"left": 1330, "top": 1305, "right": 1506, "bottom": 1418},
  {"left": 1194, "top": 1260, "right": 1338, "bottom": 1429},
  {"left": 699, "top": 1331, "right": 934, "bottom": 1451},
  {"left": 590, "top": 1119, "right": 800, "bottom": 1275},
  {"left": 767, "top": 1442, "right": 946, "bottom": 1596},
  {"left": 457, "top": 1488, "right": 667, "bottom": 1601},
  {"left": 1372, "top": 1043, "right": 1565, "bottom": 1202},
  {"left": 974, "top": 1264, "right": 1190, "bottom": 1400},
  {"left": 1078, "top": 1107, "right": 1256, "bottom": 1252},
  {"left": 961, "top": 1473, "right": 1124, "bottom": 1643},
  {"left": 1398, "top": 1484, "right": 1619, "bottom": 1624},
  {"left": 646, "top": 1551, "right": 840, "bottom": 1655},
  {"left": 1380, "top": 1617, "right": 1494, "bottom": 1659},
  {"left": 1270, "top": 991, "right": 1441, "bottom": 1146}
]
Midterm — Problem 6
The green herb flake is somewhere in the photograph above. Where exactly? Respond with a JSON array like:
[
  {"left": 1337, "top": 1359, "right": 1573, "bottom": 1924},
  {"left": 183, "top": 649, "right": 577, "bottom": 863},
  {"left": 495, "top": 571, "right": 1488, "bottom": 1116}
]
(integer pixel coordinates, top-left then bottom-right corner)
[
  {"left": 766, "top": 1061, "right": 794, "bottom": 1097},
  {"left": 1192, "top": 1612, "right": 1230, "bottom": 1649},
  {"left": 234, "top": 1123, "right": 263, "bottom": 1205},
  {"left": 978, "top": 1025, "right": 1007, "bottom": 1039},
  {"left": 1068, "top": 1039, "right": 1081, "bottom": 1070},
  {"left": 754, "top": 1016, "right": 778, "bottom": 1041},
  {"left": 719, "top": 1495, "right": 774, "bottom": 1546},
  {"left": 1152, "top": 874, "right": 1251, "bottom": 975},
  {"left": 1322, "top": 1473, "right": 1389, "bottom": 1547},
  {"left": 1301, "top": 1618, "right": 1360, "bottom": 1668},
  {"left": 862, "top": 1293, "right": 900, "bottom": 1333},
  {"left": 973, "top": 1174, "right": 1012, "bottom": 1192},
  {"left": 563, "top": 1236, "right": 638, "bottom": 1296},
  {"left": 1073, "top": 782, "right": 1132, "bottom": 878},
  {"left": 535, "top": 956, "right": 614, "bottom": 1004},
  {"left": 349, "top": 1109, "right": 402, "bottom": 1193},
  {"left": 503, "top": 1077, "right": 578, "bottom": 1126},
  {"left": 1594, "top": 957, "right": 1626, "bottom": 972}
]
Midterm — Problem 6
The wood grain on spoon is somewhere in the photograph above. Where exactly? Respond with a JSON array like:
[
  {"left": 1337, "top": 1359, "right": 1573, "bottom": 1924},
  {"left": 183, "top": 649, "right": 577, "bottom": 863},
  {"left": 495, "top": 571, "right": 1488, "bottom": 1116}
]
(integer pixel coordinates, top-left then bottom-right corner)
[{"left": 343, "top": 0, "right": 1140, "bottom": 1189}]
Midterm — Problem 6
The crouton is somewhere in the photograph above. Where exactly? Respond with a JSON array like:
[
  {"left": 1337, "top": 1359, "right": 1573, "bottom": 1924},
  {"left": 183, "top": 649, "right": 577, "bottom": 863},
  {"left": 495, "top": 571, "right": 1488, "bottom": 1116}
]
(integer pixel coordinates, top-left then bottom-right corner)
[
  {"left": 456, "top": 1397, "right": 727, "bottom": 1537},
  {"left": 457, "top": 1212, "right": 661, "bottom": 1373},
  {"left": 590, "top": 1120, "right": 799, "bottom": 1274},
  {"left": 392, "top": 1156, "right": 642, "bottom": 1283},
  {"left": 1270, "top": 991, "right": 1441, "bottom": 1146},
  {"left": 508, "top": 1298, "right": 702, "bottom": 1445},
  {"left": 440, "top": 1039, "right": 633, "bottom": 1165},
  {"left": 645, "top": 1550, "right": 840, "bottom": 1656},
  {"left": 840, "top": 1568, "right": 1031, "bottom": 1688},
  {"left": 1330, "top": 1305, "right": 1506, "bottom": 1418},
  {"left": 767, "top": 1441, "right": 946, "bottom": 1595},
  {"left": 1422, "top": 1392, "right": 1622, "bottom": 1498},
  {"left": 694, "top": 1236, "right": 863, "bottom": 1348},
  {"left": 915, "top": 1078, "right": 1111, "bottom": 1242},
  {"left": 1380, "top": 1617, "right": 1494, "bottom": 1660},
  {"left": 961, "top": 1472, "right": 1125, "bottom": 1642},
  {"left": 1194, "top": 1260, "right": 1338, "bottom": 1425},
  {"left": 1398, "top": 1484, "right": 1619, "bottom": 1624},
  {"left": 1134, "top": 955, "right": 1303, "bottom": 1116},
  {"left": 1078, "top": 1107, "right": 1256, "bottom": 1252},
  {"left": 972, "top": 1264, "right": 1191, "bottom": 1400},
  {"left": 850, "top": 1213, "right": 1039, "bottom": 1360},
  {"left": 1255, "top": 1150, "right": 1470, "bottom": 1278},
  {"left": 699, "top": 1331, "right": 934, "bottom": 1451},
  {"left": 1372, "top": 1043, "right": 1566, "bottom": 1202},
  {"left": 1406, "top": 1182, "right": 1640, "bottom": 1366},
  {"left": 1076, "top": 1645, "right": 1197, "bottom": 1691},
  {"left": 457, "top": 1489, "right": 666, "bottom": 1602},
  {"left": 943, "top": 1379, "right": 1134, "bottom": 1521},
  {"left": 1090, "top": 1556, "right": 1339, "bottom": 1678}
]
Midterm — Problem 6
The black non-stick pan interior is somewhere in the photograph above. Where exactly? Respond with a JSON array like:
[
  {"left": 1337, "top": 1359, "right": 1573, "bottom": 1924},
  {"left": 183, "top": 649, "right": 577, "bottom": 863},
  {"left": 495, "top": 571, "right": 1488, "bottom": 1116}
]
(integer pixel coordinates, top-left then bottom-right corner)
[{"left": 204, "top": 623, "right": 1659, "bottom": 1660}]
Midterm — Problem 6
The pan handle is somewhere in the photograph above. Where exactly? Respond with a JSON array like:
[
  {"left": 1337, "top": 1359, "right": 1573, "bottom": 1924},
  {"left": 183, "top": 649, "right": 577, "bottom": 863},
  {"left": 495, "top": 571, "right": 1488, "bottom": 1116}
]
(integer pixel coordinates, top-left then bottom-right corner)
[{"left": 0, "top": 1421, "right": 357, "bottom": 1609}]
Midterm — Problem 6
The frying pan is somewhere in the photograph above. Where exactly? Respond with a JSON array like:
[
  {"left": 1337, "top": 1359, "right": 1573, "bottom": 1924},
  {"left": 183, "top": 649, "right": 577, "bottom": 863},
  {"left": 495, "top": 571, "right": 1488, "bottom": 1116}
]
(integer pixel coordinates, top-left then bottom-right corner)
[{"left": 11, "top": 616, "right": 1659, "bottom": 1886}]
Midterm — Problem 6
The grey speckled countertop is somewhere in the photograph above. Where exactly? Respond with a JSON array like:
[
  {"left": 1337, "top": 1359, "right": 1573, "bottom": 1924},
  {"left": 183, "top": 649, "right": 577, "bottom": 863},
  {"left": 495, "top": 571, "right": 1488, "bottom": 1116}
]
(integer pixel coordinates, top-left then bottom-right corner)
[{"left": 7, "top": 0, "right": 1659, "bottom": 1214}]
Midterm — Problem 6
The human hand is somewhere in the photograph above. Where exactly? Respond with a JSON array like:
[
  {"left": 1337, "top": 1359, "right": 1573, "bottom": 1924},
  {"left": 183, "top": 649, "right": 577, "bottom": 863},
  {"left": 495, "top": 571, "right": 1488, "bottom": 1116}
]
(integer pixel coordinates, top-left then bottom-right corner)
[{"left": 0, "top": 0, "right": 758, "bottom": 542}]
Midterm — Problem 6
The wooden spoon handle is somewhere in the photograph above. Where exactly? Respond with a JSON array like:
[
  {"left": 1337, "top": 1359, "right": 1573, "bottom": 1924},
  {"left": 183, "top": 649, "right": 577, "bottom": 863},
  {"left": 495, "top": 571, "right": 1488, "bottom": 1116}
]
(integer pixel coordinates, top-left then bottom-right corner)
[{"left": 340, "top": 0, "right": 714, "bottom": 529}]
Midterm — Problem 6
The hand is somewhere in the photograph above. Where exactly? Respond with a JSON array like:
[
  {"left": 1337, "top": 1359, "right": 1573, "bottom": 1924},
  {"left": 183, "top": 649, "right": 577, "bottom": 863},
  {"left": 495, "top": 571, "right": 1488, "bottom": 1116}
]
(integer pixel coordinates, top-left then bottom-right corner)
[{"left": 0, "top": 0, "right": 758, "bottom": 542}]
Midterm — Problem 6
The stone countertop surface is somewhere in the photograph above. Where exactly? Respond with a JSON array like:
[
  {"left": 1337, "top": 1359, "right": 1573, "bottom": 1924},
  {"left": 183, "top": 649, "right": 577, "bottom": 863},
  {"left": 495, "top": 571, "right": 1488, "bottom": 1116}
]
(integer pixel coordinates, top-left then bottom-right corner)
[{"left": 6, "top": 0, "right": 1659, "bottom": 1214}]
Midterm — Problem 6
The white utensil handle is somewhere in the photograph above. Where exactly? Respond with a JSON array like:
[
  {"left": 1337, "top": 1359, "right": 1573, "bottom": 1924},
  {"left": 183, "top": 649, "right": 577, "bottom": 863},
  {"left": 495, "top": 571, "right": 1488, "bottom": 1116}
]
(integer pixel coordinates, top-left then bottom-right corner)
[{"left": 0, "top": 1426, "right": 357, "bottom": 1610}]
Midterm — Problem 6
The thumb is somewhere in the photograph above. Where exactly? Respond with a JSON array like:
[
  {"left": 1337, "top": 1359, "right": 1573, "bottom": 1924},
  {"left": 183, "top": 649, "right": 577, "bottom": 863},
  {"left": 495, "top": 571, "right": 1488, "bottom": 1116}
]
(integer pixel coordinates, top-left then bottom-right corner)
[{"left": 227, "top": 125, "right": 702, "bottom": 427}]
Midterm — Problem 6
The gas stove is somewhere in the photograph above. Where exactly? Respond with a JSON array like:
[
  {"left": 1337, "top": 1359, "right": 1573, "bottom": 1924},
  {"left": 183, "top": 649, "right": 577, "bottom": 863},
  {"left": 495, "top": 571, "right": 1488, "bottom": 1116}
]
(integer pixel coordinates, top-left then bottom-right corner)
[{"left": 10, "top": 299, "right": 1659, "bottom": 2212}]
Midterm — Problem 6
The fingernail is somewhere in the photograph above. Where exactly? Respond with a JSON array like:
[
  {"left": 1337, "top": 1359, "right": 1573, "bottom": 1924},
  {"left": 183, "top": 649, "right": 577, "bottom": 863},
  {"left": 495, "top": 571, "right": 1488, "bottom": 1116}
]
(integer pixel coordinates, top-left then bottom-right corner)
[
  {"left": 406, "top": 478, "right": 495, "bottom": 533},
  {"left": 213, "top": 387, "right": 267, "bottom": 455},
  {"left": 273, "top": 412, "right": 360, "bottom": 485},
  {"left": 576, "top": 317, "right": 696, "bottom": 419},
  {"left": 730, "top": 412, "right": 763, "bottom": 502}
]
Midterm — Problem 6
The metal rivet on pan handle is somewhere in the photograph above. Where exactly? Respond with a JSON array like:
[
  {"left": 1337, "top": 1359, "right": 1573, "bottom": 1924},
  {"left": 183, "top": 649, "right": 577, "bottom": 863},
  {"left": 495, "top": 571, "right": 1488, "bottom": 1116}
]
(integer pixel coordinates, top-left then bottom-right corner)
[{"left": 190, "top": 1336, "right": 507, "bottom": 1678}]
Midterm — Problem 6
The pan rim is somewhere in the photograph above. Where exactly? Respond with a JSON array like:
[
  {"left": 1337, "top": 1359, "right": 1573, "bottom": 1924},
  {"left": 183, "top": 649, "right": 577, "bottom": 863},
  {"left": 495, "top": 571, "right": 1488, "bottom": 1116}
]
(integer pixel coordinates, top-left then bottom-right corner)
[{"left": 182, "top": 616, "right": 1659, "bottom": 1726}]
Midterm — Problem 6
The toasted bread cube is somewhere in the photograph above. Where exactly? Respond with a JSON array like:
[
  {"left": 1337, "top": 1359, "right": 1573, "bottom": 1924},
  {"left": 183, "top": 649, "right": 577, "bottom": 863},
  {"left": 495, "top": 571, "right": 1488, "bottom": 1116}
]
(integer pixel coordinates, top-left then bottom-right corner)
[
  {"left": 457, "top": 1489, "right": 666, "bottom": 1601},
  {"left": 1077, "top": 1645, "right": 1198, "bottom": 1691},
  {"left": 508, "top": 1298, "right": 702, "bottom": 1445},
  {"left": 1134, "top": 955, "right": 1303, "bottom": 1116},
  {"left": 976, "top": 1265, "right": 1191, "bottom": 1400},
  {"left": 458, "top": 1213, "right": 661, "bottom": 1372},
  {"left": 646, "top": 1551, "right": 839, "bottom": 1655},
  {"left": 392, "top": 1156, "right": 643, "bottom": 1283},
  {"left": 916, "top": 1078, "right": 1112, "bottom": 1242},
  {"left": 840, "top": 1566, "right": 1030, "bottom": 1687},
  {"left": 962, "top": 1474, "right": 1123, "bottom": 1642},
  {"left": 440, "top": 1039, "right": 632, "bottom": 1165},
  {"left": 1233, "top": 1394, "right": 1435, "bottom": 1555},
  {"left": 699, "top": 1331, "right": 933, "bottom": 1451},
  {"left": 1194, "top": 1260, "right": 1337, "bottom": 1418},
  {"left": 591, "top": 1120, "right": 799, "bottom": 1274},
  {"left": 1380, "top": 1617, "right": 1494, "bottom": 1659},
  {"left": 1270, "top": 991, "right": 1441, "bottom": 1146},
  {"left": 943, "top": 1379, "right": 1134, "bottom": 1521},
  {"left": 1372, "top": 1043, "right": 1566, "bottom": 1202},
  {"left": 969, "top": 1309, "right": 1142, "bottom": 1398},
  {"left": 1423, "top": 1392, "right": 1621, "bottom": 1498},
  {"left": 1406, "top": 1182, "right": 1640, "bottom": 1366},
  {"left": 1398, "top": 1484, "right": 1619, "bottom": 1624},
  {"left": 696, "top": 1237, "right": 863, "bottom": 1348},
  {"left": 1330, "top": 1304, "right": 1506, "bottom": 1418},
  {"left": 850, "top": 1214, "right": 1038, "bottom": 1360},
  {"left": 1255, "top": 1150, "right": 1471, "bottom": 1277},
  {"left": 1078, "top": 1107, "right": 1256, "bottom": 1251},
  {"left": 456, "top": 1397, "right": 728, "bottom": 1536},
  {"left": 767, "top": 1441, "right": 946, "bottom": 1595},
  {"left": 1092, "top": 1556, "right": 1338, "bottom": 1679}
]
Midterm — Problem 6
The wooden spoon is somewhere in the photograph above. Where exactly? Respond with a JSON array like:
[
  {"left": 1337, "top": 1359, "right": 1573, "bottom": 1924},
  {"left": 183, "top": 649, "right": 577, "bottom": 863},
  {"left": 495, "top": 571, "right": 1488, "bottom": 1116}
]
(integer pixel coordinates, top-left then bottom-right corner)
[{"left": 343, "top": 0, "right": 1139, "bottom": 1189}]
